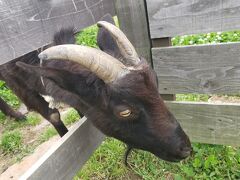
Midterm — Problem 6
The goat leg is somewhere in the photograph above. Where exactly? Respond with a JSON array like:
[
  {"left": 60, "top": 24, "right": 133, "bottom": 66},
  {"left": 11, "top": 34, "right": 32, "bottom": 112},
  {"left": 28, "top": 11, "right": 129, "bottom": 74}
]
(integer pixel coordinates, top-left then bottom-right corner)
[
  {"left": 18, "top": 89, "right": 68, "bottom": 137},
  {"left": 0, "top": 97, "right": 26, "bottom": 120},
  {"left": 47, "top": 108, "right": 68, "bottom": 137}
]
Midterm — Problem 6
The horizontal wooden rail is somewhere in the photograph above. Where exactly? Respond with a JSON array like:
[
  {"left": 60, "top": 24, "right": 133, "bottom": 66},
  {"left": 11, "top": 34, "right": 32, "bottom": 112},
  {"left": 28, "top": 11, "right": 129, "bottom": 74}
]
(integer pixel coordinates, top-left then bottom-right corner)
[
  {"left": 166, "top": 101, "right": 240, "bottom": 146},
  {"left": 152, "top": 42, "right": 240, "bottom": 94},
  {"left": 20, "top": 117, "right": 105, "bottom": 180},
  {"left": 0, "top": 0, "right": 115, "bottom": 65},
  {"left": 146, "top": 0, "right": 240, "bottom": 38}
]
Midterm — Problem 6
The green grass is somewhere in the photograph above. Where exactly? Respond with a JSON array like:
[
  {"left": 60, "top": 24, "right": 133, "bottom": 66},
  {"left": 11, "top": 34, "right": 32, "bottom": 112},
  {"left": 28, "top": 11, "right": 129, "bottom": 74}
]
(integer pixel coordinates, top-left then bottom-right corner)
[
  {"left": 75, "top": 139, "right": 240, "bottom": 180},
  {"left": 25, "top": 112, "right": 42, "bottom": 126},
  {"left": 75, "top": 139, "right": 128, "bottom": 180},
  {"left": 0, "top": 130, "right": 34, "bottom": 162},
  {"left": 0, "top": 130, "right": 23, "bottom": 153},
  {"left": 0, "top": 112, "right": 42, "bottom": 134},
  {"left": 38, "top": 108, "right": 81, "bottom": 143},
  {"left": 63, "top": 108, "right": 81, "bottom": 125},
  {"left": 39, "top": 127, "right": 57, "bottom": 143}
]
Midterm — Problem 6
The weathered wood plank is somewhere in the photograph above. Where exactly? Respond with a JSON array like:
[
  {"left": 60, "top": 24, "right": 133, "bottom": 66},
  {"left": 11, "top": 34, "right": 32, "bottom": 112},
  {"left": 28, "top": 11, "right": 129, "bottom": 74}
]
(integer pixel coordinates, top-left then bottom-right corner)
[
  {"left": 152, "top": 37, "right": 171, "bottom": 48},
  {"left": 114, "top": 0, "right": 152, "bottom": 64},
  {"left": 152, "top": 37, "right": 176, "bottom": 101},
  {"left": 152, "top": 42, "right": 240, "bottom": 94},
  {"left": 166, "top": 101, "right": 240, "bottom": 146},
  {"left": 20, "top": 117, "right": 105, "bottom": 180},
  {"left": 0, "top": 0, "right": 115, "bottom": 65},
  {"left": 146, "top": 0, "right": 240, "bottom": 38}
]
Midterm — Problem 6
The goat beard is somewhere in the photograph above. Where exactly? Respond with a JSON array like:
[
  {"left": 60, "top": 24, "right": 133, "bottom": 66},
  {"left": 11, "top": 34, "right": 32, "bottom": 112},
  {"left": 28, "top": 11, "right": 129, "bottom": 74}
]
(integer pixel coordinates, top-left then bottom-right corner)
[{"left": 124, "top": 144, "right": 133, "bottom": 166}]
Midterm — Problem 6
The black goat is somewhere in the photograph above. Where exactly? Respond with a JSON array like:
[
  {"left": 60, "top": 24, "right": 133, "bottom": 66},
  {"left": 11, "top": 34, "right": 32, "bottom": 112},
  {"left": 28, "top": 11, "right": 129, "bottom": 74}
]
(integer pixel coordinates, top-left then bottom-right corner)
[
  {"left": 0, "top": 28, "right": 82, "bottom": 137},
  {"left": 0, "top": 20, "right": 192, "bottom": 163}
]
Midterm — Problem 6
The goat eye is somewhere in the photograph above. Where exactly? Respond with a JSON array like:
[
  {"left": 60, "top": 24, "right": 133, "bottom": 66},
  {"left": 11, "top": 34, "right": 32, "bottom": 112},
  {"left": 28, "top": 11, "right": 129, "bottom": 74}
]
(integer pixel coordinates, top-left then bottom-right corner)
[
  {"left": 119, "top": 109, "right": 131, "bottom": 117},
  {"left": 113, "top": 104, "right": 139, "bottom": 120}
]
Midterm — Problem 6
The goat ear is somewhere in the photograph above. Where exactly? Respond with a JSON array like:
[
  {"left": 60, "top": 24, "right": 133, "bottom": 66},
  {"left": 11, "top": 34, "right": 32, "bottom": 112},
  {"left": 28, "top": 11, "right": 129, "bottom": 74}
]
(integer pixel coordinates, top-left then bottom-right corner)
[
  {"left": 97, "top": 19, "right": 140, "bottom": 66},
  {"left": 97, "top": 16, "right": 123, "bottom": 59},
  {"left": 16, "top": 62, "right": 68, "bottom": 86},
  {"left": 16, "top": 62, "right": 57, "bottom": 77}
]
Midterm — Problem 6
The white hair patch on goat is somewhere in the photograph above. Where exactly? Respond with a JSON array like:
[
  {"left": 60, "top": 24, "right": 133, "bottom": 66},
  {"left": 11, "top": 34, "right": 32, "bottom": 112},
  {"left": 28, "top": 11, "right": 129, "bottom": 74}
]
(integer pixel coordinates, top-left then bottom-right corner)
[{"left": 40, "top": 94, "right": 61, "bottom": 109}]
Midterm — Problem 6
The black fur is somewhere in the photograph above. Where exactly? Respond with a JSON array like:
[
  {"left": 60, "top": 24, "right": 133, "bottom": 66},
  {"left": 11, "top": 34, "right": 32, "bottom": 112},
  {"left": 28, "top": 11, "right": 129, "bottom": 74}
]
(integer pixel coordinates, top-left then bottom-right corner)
[{"left": 0, "top": 27, "right": 79, "bottom": 137}]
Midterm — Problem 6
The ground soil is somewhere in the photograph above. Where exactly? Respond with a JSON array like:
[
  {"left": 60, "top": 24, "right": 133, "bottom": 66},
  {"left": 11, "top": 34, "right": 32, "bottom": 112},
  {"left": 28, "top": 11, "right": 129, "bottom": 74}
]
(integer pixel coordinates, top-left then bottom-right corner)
[
  {"left": 208, "top": 95, "right": 240, "bottom": 103},
  {"left": 0, "top": 136, "right": 59, "bottom": 180},
  {"left": 0, "top": 104, "right": 69, "bottom": 179}
]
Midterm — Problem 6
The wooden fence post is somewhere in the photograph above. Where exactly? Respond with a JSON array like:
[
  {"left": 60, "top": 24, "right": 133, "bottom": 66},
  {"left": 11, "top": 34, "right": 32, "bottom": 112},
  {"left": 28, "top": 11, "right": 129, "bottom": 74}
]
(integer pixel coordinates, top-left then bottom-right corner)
[
  {"left": 114, "top": 0, "right": 152, "bottom": 65},
  {"left": 152, "top": 38, "right": 175, "bottom": 100},
  {"left": 114, "top": 1, "right": 174, "bottom": 101}
]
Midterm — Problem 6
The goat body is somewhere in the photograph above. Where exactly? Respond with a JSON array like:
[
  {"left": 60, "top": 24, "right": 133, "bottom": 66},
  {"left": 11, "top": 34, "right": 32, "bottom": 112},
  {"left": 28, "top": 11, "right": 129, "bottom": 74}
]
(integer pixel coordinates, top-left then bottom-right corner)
[{"left": 0, "top": 28, "right": 81, "bottom": 136}]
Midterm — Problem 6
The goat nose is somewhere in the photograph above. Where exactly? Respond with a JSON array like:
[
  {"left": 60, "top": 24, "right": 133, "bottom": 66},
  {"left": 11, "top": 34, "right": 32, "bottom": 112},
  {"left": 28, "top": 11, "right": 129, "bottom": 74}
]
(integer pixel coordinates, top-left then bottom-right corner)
[{"left": 180, "top": 147, "right": 192, "bottom": 158}]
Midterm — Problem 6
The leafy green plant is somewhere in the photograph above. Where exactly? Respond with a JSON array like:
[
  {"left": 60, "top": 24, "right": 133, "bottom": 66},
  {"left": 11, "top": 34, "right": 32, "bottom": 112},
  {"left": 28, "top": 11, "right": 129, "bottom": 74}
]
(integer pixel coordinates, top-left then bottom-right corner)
[
  {"left": 0, "top": 80, "right": 20, "bottom": 108},
  {"left": 76, "top": 25, "right": 98, "bottom": 47},
  {"left": 75, "top": 16, "right": 118, "bottom": 48},
  {"left": 172, "top": 31, "right": 240, "bottom": 46}
]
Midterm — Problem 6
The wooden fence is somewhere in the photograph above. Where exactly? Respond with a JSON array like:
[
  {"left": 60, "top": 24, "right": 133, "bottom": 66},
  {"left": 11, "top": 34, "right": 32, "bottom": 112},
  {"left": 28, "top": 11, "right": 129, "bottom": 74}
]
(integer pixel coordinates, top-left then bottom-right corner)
[
  {"left": 0, "top": 0, "right": 240, "bottom": 179},
  {"left": 0, "top": 0, "right": 115, "bottom": 65}
]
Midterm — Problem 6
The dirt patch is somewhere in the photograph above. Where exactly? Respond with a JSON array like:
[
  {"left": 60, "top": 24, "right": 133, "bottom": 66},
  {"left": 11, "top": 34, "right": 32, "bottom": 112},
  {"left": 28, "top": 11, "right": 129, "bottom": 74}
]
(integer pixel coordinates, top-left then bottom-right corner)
[
  {"left": 0, "top": 120, "right": 50, "bottom": 174},
  {"left": 0, "top": 106, "right": 77, "bottom": 179},
  {"left": 0, "top": 105, "right": 71, "bottom": 175},
  {"left": 208, "top": 95, "right": 240, "bottom": 103},
  {"left": 22, "top": 121, "right": 50, "bottom": 145},
  {"left": 123, "top": 171, "right": 143, "bottom": 180}
]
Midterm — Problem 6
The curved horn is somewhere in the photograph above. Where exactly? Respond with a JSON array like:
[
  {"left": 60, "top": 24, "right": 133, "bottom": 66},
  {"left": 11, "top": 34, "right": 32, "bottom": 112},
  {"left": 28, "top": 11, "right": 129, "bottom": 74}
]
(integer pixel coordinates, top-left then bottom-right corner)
[
  {"left": 38, "top": 45, "right": 129, "bottom": 83},
  {"left": 97, "top": 21, "right": 140, "bottom": 66}
]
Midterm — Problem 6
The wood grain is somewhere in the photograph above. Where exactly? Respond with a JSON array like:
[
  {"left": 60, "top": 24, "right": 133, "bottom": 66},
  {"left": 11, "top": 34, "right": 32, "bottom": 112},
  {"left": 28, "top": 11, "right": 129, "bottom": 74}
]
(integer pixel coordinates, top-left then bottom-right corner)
[
  {"left": 152, "top": 42, "right": 240, "bottom": 94},
  {"left": 0, "top": 0, "right": 115, "bottom": 65},
  {"left": 114, "top": 0, "right": 152, "bottom": 64},
  {"left": 166, "top": 101, "right": 240, "bottom": 146},
  {"left": 152, "top": 37, "right": 176, "bottom": 101},
  {"left": 146, "top": 0, "right": 240, "bottom": 38},
  {"left": 20, "top": 117, "right": 105, "bottom": 180}
]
